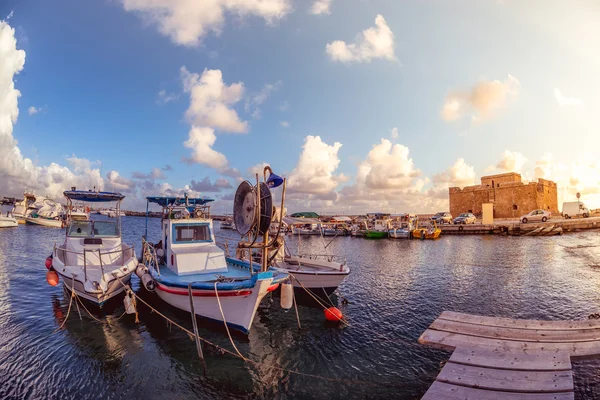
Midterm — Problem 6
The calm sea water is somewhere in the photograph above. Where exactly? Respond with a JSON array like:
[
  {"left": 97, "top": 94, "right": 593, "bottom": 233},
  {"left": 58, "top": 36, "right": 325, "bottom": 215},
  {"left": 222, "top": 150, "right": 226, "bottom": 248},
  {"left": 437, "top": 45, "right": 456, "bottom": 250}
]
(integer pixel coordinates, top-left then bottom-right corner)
[{"left": 1, "top": 217, "right": 600, "bottom": 399}]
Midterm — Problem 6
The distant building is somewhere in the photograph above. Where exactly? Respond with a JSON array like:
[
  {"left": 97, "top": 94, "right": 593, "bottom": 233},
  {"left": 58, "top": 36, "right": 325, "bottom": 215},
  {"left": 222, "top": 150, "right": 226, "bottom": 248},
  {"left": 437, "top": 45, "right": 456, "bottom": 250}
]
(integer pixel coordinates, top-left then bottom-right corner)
[{"left": 449, "top": 172, "right": 558, "bottom": 219}]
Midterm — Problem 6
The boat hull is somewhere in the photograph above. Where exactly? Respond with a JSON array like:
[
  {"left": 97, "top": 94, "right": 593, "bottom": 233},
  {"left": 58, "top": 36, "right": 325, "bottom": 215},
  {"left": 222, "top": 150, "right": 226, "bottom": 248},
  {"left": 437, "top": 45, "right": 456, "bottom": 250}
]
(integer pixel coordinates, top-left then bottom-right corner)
[
  {"left": 154, "top": 275, "right": 276, "bottom": 334},
  {"left": 365, "top": 230, "right": 388, "bottom": 239},
  {"left": 389, "top": 229, "right": 411, "bottom": 239},
  {"left": 412, "top": 228, "right": 441, "bottom": 240},
  {"left": 25, "top": 217, "right": 63, "bottom": 228},
  {"left": 0, "top": 218, "right": 18, "bottom": 228},
  {"left": 59, "top": 271, "right": 132, "bottom": 305}
]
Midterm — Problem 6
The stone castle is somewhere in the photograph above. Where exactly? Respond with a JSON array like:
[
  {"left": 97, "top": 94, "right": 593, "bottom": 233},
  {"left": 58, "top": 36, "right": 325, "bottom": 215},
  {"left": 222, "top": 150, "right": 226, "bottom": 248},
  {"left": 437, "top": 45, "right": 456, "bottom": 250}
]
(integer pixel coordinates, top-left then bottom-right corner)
[{"left": 449, "top": 172, "right": 558, "bottom": 219}]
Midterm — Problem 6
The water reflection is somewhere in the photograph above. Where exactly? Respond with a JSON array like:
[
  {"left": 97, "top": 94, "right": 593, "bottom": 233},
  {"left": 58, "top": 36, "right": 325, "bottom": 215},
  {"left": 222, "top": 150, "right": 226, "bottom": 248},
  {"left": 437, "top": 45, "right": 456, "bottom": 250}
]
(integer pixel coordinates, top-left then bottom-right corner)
[{"left": 2, "top": 220, "right": 600, "bottom": 398}]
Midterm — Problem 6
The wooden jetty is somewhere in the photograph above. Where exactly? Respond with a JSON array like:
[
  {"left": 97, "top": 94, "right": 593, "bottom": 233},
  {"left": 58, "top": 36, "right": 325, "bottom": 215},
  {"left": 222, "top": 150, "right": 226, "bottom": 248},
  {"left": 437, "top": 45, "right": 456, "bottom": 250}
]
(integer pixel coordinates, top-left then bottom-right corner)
[{"left": 418, "top": 311, "right": 600, "bottom": 399}]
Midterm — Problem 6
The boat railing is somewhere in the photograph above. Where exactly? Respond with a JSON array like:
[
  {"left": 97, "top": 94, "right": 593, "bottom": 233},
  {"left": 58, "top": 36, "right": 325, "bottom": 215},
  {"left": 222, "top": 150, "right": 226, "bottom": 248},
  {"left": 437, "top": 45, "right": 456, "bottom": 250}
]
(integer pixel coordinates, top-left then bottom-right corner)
[
  {"left": 55, "top": 243, "right": 134, "bottom": 282},
  {"left": 293, "top": 253, "right": 347, "bottom": 265}
]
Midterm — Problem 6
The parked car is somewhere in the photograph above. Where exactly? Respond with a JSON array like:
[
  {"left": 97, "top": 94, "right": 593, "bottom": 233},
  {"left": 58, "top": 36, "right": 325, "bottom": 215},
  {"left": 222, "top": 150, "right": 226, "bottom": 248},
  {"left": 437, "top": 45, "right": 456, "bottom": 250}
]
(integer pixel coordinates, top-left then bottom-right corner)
[
  {"left": 431, "top": 212, "right": 453, "bottom": 224},
  {"left": 453, "top": 213, "right": 476, "bottom": 224},
  {"left": 562, "top": 201, "right": 590, "bottom": 219},
  {"left": 520, "top": 209, "right": 551, "bottom": 223}
]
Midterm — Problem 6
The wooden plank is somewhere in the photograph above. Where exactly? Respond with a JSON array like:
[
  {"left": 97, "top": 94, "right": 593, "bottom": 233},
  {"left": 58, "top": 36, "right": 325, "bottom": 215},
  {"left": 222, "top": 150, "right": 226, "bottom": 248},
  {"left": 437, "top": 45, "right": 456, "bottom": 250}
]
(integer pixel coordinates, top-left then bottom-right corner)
[
  {"left": 421, "top": 381, "right": 575, "bottom": 400},
  {"left": 449, "top": 347, "right": 572, "bottom": 371},
  {"left": 418, "top": 329, "right": 600, "bottom": 357},
  {"left": 438, "top": 311, "right": 600, "bottom": 330},
  {"left": 436, "top": 361, "right": 573, "bottom": 393},
  {"left": 429, "top": 319, "right": 600, "bottom": 343}
]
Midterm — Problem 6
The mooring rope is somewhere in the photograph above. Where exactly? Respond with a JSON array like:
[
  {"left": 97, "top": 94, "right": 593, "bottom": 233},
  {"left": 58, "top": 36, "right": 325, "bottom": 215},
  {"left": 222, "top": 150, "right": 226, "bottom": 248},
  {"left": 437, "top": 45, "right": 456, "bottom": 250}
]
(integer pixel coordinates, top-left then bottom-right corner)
[{"left": 214, "top": 281, "right": 246, "bottom": 361}]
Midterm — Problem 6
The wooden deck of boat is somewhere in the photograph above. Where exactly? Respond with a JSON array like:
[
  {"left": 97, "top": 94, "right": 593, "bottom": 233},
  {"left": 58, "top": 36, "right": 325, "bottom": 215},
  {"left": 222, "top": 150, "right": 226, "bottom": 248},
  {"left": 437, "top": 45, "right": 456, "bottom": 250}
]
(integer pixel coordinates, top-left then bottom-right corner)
[{"left": 418, "top": 311, "right": 600, "bottom": 399}]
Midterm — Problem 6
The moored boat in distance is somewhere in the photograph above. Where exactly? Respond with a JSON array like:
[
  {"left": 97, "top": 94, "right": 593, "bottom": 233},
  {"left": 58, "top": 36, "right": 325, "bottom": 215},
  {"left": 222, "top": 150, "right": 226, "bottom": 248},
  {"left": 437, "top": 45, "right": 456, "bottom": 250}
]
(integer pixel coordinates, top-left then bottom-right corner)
[
  {"left": 25, "top": 197, "right": 65, "bottom": 228},
  {"left": 141, "top": 194, "right": 288, "bottom": 334},
  {"left": 365, "top": 213, "right": 392, "bottom": 239},
  {"left": 389, "top": 214, "right": 418, "bottom": 239},
  {"left": 0, "top": 198, "right": 18, "bottom": 228},
  {"left": 49, "top": 190, "right": 138, "bottom": 305},
  {"left": 412, "top": 220, "right": 442, "bottom": 240}
]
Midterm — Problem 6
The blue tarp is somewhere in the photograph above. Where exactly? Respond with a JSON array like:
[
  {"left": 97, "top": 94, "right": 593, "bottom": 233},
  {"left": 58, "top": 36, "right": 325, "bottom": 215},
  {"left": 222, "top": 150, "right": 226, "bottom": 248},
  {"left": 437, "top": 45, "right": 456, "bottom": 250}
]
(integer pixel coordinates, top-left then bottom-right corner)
[
  {"left": 63, "top": 190, "right": 124, "bottom": 202},
  {"left": 146, "top": 196, "right": 214, "bottom": 207}
]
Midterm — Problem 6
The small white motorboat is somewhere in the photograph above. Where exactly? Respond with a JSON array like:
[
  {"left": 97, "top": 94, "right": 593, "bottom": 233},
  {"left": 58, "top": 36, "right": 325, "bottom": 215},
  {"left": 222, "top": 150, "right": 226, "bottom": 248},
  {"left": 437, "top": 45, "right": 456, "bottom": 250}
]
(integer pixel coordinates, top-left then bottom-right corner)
[
  {"left": 49, "top": 190, "right": 138, "bottom": 305},
  {"left": 13, "top": 192, "right": 37, "bottom": 224}
]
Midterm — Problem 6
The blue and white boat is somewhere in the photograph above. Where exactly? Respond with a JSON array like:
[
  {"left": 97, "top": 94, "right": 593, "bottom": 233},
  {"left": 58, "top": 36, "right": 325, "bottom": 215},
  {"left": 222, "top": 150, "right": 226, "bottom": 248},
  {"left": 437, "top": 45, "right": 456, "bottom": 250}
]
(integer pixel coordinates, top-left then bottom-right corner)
[
  {"left": 140, "top": 195, "right": 288, "bottom": 334},
  {"left": 50, "top": 190, "right": 138, "bottom": 305},
  {"left": 389, "top": 214, "right": 418, "bottom": 239}
]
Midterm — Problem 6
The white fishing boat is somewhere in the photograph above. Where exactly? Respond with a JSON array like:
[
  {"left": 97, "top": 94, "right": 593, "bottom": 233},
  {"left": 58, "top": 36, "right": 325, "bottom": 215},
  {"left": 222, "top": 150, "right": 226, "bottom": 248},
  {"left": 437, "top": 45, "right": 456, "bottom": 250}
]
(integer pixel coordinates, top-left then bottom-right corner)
[
  {"left": 25, "top": 198, "right": 65, "bottom": 228},
  {"left": 141, "top": 193, "right": 289, "bottom": 334},
  {"left": 48, "top": 190, "right": 138, "bottom": 305},
  {"left": 389, "top": 214, "right": 418, "bottom": 239}
]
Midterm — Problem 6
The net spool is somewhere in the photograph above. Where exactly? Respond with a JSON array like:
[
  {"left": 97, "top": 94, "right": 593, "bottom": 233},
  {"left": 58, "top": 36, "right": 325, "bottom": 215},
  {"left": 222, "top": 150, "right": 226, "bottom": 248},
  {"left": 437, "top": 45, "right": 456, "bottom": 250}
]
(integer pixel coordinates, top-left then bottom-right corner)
[{"left": 233, "top": 181, "right": 273, "bottom": 237}]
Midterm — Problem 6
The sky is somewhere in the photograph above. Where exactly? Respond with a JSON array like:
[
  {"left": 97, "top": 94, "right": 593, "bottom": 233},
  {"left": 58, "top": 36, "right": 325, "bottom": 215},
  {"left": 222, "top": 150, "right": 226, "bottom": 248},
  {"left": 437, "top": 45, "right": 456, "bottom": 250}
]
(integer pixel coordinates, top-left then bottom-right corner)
[{"left": 1, "top": 0, "right": 599, "bottom": 214}]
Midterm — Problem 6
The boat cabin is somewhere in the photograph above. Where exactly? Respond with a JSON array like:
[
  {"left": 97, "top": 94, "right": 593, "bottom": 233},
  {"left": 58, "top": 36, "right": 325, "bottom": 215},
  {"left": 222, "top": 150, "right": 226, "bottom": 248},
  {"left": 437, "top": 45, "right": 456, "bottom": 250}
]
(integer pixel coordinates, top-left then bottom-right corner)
[{"left": 147, "top": 196, "right": 227, "bottom": 276}]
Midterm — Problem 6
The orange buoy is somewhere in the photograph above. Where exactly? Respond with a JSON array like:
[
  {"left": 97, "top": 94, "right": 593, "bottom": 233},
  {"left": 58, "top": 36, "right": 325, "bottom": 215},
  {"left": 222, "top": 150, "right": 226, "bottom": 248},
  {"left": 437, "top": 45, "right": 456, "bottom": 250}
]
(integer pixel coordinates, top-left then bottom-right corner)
[
  {"left": 324, "top": 307, "right": 343, "bottom": 322},
  {"left": 46, "top": 270, "right": 59, "bottom": 286}
]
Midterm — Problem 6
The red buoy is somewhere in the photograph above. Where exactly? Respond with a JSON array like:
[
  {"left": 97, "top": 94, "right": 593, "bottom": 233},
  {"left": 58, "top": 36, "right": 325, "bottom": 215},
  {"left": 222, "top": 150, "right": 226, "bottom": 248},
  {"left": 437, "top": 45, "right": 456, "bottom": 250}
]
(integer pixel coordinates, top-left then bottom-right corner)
[
  {"left": 45, "top": 256, "right": 53, "bottom": 270},
  {"left": 46, "top": 270, "right": 59, "bottom": 286},
  {"left": 324, "top": 307, "right": 343, "bottom": 322}
]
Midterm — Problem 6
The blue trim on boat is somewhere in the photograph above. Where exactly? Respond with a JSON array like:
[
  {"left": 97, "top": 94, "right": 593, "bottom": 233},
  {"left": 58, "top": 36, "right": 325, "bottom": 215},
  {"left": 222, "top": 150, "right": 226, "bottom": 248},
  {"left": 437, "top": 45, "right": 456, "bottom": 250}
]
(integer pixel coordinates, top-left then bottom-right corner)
[
  {"left": 63, "top": 190, "right": 124, "bottom": 202},
  {"left": 150, "top": 260, "right": 287, "bottom": 291},
  {"left": 146, "top": 196, "right": 214, "bottom": 207}
]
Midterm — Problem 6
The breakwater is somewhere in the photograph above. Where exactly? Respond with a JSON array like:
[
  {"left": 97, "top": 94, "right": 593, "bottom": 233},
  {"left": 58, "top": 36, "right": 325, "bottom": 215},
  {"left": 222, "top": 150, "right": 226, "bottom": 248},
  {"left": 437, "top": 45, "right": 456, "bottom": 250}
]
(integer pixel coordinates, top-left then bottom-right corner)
[{"left": 440, "top": 216, "right": 600, "bottom": 236}]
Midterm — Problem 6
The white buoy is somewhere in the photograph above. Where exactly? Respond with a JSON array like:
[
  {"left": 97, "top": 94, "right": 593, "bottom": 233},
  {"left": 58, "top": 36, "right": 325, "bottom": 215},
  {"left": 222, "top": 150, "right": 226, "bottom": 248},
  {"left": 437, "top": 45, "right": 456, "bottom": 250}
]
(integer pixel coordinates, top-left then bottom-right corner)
[
  {"left": 280, "top": 282, "right": 294, "bottom": 310},
  {"left": 124, "top": 292, "right": 136, "bottom": 314}
]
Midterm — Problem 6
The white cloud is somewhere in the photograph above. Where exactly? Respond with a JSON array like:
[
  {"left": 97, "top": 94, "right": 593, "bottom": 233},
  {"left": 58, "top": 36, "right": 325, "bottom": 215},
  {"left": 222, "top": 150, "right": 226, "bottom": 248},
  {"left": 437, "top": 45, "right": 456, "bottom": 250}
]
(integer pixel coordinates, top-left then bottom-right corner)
[
  {"left": 181, "top": 67, "right": 249, "bottom": 171},
  {"left": 390, "top": 127, "right": 398, "bottom": 140},
  {"left": 278, "top": 100, "right": 289, "bottom": 111},
  {"left": 156, "top": 89, "right": 177, "bottom": 104},
  {"left": 0, "top": 21, "right": 106, "bottom": 199},
  {"left": 326, "top": 15, "right": 395, "bottom": 63},
  {"left": 489, "top": 150, "right": 528, "bottom": 173},
  {"left": 106, "top": 170, "right": 135, "bottom": 191},
  {"left": 356, "top": 139, "right": 421, "bottom": 190},
  {"left": 183, "top": 127, "right": 228, "bottom": 169},
  {"left": 28, "top": 106, "right": 39, "bottom": 115},
  {"left": 432, "top": 158, "right": 476, "bottom": 188},
  {"left": 287, "top": 135, "right": 347, "bottom": 196},
  {"left": 280, "top": 121, "right": 290, "bottom": 128},
  {"left": 245, "top": 81, "right": 281, "bottom": 119},
  {"left": 122, "top": 0, "right": 292, "bottom": 47},
  {"left": 181, "top": 67, "right": 247, "bottom": 133},
  {"left": 441, "top": 75, "right": 520, "bottom": 123},
  {"left": 554, "top": 88, "right": 583, "bottom": 107},
  {"left": 310, "top": 0, "right": 332, "bottom": 15}
]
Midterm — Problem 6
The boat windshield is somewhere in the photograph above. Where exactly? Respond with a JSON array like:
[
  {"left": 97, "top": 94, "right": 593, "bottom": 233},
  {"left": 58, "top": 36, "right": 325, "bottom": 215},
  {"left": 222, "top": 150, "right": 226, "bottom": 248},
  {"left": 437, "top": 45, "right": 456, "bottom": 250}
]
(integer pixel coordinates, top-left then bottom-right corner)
[{"left": 67, "top": 221, "right": 119, "bottom": 237}]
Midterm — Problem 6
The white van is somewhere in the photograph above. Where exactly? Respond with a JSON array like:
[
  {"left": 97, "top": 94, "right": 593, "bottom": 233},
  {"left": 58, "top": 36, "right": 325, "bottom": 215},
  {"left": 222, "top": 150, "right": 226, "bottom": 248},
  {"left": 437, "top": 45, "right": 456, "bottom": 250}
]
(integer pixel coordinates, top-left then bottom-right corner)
[{"left": 562, "top": 201, "right": 590, "bottom": 219}]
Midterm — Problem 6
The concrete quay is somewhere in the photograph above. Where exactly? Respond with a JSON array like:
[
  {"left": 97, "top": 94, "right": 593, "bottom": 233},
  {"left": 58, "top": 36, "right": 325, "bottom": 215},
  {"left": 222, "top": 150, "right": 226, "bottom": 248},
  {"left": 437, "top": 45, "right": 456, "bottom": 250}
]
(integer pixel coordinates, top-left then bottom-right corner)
[{"left": 439, "top": 216, "right": 600, "bottom": 236}]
